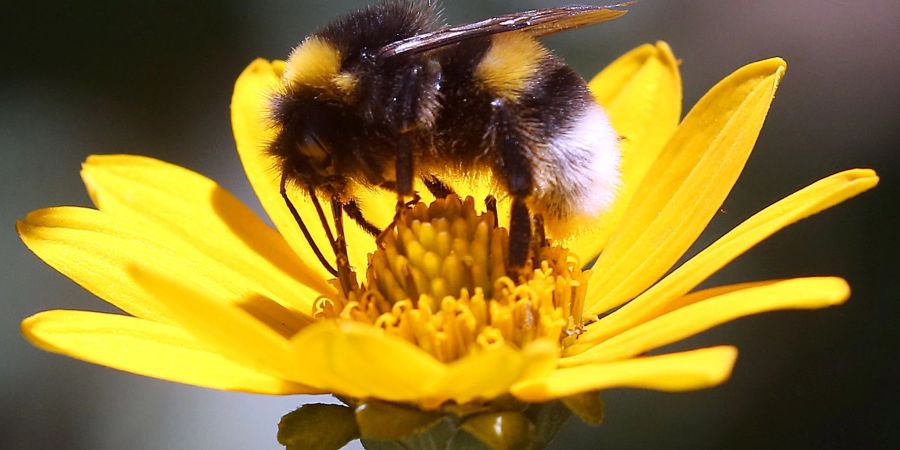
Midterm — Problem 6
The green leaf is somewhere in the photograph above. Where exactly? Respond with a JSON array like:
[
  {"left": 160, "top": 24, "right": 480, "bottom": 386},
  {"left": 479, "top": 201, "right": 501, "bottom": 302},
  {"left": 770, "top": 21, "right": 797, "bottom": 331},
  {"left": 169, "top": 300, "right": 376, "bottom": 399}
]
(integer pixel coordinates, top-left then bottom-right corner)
[
  {"left": 277, "top": 403, "right": 359, "bottom": 450},
  {"left": 561, "top": 392, "right": 605, "bottom": 426},
  {"left": 460, "top": 413, "right": 536, "bottom": 450},
  {"left": 355, "top": 400, "right": 448, "bottom": 440}
]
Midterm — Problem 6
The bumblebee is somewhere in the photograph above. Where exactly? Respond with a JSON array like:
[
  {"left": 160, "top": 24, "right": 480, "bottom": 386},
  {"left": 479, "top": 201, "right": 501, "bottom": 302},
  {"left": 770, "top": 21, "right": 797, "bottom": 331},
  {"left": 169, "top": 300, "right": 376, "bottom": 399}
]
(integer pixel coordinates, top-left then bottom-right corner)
[{"left": 268, "top": 0, "right": 626, "bottom": 293}]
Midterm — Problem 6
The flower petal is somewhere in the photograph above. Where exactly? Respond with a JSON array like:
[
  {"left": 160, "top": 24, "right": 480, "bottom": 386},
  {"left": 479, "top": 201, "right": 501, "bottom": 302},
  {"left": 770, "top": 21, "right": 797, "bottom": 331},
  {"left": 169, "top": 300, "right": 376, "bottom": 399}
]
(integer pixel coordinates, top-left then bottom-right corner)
[
  {"left": 129, "top": 264, "right": 310, "bottom": 384},
  {"left": 288, "top": 321, "right": 447, "bottom": 403},
  {"left": 576, "top": 169, "right": 878, "bottom": 346},
  {"left": 564, "top": 277, "right": 848, "bottom": 365},
  {"left": 82, "top": 154, "right": 332, "bottom": 309},
  {"left": 563, "top": 42, "right": 682, "bottom": 259},
  {"left": 17, "top": 207, "right": 262, "bottom": 322},
  {"left": 586, "top": 58, "right": 787, "bottom": 316},
  {"left": 348, "top": 186, "right": 398, "bottom": 231},
  {"left": 21, "top": 310, "right": 318, "bottom": 395},
  {"left": 511, "top": 346, "right": 737, "bottom": 402},
  {"left": 343, "top": 212, "right": 380, "bottom": 280},
  {"left": 518, "top": 338, "right": 561, "bottom": 382},
  {"left": 423, "top": 345, "right": 524, "bottom": 408}
]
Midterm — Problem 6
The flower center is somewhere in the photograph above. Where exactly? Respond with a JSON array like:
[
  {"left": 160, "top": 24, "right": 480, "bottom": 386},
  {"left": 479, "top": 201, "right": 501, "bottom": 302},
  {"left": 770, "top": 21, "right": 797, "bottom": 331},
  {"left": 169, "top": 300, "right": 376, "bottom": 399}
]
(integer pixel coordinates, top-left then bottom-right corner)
[{"left": 314, "top": 195, "right": 589, "bottom": 362}]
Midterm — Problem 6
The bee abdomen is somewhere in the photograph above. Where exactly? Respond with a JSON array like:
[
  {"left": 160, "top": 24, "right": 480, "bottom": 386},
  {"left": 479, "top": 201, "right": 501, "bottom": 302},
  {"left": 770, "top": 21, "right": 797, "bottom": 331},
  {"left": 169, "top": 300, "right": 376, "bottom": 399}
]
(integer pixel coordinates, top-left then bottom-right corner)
[
  {"left": 472, "top": 33, "right": 620, "bottom": 227},
  {"left": 513, "top": 60, "right": 620, "bottom": 233},
  {"left": 530, "top": 100, "right": 620, "bottom": 231},
  {"left": 474, "top": 32, "right": 550, "bottom": 101}
]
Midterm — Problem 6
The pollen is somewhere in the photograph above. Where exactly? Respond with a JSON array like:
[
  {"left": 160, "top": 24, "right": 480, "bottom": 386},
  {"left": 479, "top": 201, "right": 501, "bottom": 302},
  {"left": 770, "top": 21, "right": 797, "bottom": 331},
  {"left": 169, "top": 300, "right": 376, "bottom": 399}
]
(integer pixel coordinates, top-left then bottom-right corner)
[{"left": 314, "top": 195, "right": 590, "bottom": 362}]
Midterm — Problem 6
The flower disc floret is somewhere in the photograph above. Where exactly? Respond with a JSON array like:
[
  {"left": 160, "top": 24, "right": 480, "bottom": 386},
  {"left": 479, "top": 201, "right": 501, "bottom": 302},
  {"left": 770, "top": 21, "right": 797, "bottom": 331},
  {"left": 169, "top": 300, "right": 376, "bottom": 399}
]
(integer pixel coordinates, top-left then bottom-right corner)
[{"left": 316, "top": 195, "right": 589, "bottom": 362}]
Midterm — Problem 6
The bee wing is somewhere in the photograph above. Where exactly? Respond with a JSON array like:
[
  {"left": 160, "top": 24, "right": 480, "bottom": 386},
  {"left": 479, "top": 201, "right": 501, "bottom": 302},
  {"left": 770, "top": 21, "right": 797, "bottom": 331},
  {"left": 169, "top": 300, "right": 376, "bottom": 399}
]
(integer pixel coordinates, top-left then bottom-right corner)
[{"left": 379, "top": 4, "right": 631, "bottom": 58}]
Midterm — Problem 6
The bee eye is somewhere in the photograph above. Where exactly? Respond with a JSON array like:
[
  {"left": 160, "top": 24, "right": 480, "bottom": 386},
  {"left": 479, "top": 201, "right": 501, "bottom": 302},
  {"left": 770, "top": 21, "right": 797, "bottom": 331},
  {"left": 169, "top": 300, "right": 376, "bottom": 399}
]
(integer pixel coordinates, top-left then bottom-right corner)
[
  {"left": 297, "top": 136, "right": 331, "bottom": 172},
  {"left": 299, "top": 136, "right": 331, "bottom": 169}
]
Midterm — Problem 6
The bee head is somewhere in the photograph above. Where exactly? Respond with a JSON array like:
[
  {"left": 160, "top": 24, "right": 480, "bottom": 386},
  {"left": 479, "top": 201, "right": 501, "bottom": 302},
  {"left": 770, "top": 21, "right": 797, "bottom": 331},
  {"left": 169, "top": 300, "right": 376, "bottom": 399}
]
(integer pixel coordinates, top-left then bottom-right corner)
[
  {"left": 267, "top": 37, "right": 363, "bottom": 195},
  {"left": 267, "top": 2, "right": 441, "bottom": 194}
]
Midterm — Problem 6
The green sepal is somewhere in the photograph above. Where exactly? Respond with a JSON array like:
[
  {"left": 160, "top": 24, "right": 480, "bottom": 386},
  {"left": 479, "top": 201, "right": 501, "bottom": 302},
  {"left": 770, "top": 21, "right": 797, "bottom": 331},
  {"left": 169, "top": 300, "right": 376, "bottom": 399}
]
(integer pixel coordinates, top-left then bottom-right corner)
[
  {"left": 448, "top": 430, "right": 498, "bottom": 450},
  {"left": 561, "top": 391, "right": 605, "bottom": 425},
  {"left": 361, "top": 415, "right": 458, "bottom": 450},
  {"left": 355, "top": 399, "right": 448, "bottom": 440},
  {"left": 523, "top": 401, "right": 572, "bottom": 447},
  {"left": 277, "top": 403, "right": 359, "bottom": 450},
  {"left": 460, "top": 412, "right": 536, "bottom": 450}
]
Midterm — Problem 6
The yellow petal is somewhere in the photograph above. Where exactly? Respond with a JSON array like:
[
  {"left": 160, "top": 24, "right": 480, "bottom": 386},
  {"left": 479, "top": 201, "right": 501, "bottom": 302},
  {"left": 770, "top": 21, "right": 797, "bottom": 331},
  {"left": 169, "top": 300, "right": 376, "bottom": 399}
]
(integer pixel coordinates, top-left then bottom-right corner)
[
  {"left": 563, "top": 42, "right": 682, "bottom": 259},
  {"left": 423, "top": 345, "right": 524, "bottom": 408},
  {"left": 17, "top": 207, "right": 261, "bottom": 322},
  {"left": 289, "top": 321, "right": 446, "bottom": 403},
  {"left": 511, "top": 346, "right": 737, "bottom": 402},
  {"left": 349, "top": 186, "right": 398, "bottom": 231},
  {"left": 518, "top": 338, "right": 560, "bottom": 382},
  {"left": 82, "top": 154, "right": 332, "bottom": 309},
  {"left": 343, "top": 208, "right": 380, "bottom": 279},
  {"left": 586, "top": 58, "right": 788, "bottom": 316},
  {"left": 22, "top": 310, "right": 318, "bottom": 395},
  {"left": 564, "top": 277, "right": 848, "bottom": 365},
  {"left": 129, "top": 264, "right": 309, "bottom": 385},
  {"left": 576, "top": 169, "right": 878, "bottom": 346}
]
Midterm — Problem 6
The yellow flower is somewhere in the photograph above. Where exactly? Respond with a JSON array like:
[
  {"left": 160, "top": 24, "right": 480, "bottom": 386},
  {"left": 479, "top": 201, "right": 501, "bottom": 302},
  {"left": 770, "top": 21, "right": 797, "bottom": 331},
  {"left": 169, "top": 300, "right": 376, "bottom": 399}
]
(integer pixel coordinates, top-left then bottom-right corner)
[{"left": 19, "top": 43, "right": 877, "bottom": 410}]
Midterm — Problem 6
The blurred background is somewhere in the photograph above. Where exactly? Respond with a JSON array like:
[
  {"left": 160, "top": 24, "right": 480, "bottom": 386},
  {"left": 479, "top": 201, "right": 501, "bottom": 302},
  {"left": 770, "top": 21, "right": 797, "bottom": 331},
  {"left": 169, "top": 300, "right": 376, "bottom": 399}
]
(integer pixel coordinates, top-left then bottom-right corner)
[{"left": 2, "top": 0, "right": 897, "bottom": 448}]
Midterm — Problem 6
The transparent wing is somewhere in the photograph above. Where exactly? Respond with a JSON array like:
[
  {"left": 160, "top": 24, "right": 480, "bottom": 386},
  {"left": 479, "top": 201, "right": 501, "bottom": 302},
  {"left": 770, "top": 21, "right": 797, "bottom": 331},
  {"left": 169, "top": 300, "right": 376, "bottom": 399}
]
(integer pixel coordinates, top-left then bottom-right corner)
[{"left": 379, "top": 4, "right": 631, "bottom": 58}]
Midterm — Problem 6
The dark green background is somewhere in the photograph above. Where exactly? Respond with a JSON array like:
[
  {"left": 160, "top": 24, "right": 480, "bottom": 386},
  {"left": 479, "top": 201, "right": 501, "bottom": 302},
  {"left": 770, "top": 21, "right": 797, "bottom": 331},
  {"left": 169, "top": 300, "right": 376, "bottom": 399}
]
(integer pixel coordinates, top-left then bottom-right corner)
[{"left": 2, "top": 1, "right": 897, "bottom": 449}]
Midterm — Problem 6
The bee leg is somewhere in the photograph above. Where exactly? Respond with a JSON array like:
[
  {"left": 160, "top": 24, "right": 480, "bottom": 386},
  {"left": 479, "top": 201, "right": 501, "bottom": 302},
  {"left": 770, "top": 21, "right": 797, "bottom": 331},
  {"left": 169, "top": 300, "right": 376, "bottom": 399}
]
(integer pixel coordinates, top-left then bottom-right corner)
[
  {"left": 395, "top": 134, "right": 415, "bottom": 207},
  {"left": 330, "top": 198, "right": 359, "bottom": 296},
  {"left": 377, "top": 191, "right": 421, "bottom": 247},
  {"left": 308, "top": 189, "right": 357, "bottom": 296},
  {"left": 510, "top": 203, "right": 547, "bottom": 272},
  {"left": 404, "top": 192, "right": 422, "bottom": 208},
  {"left": 531, "top": 213, "right": 547, "bottom": 259},
  {"left": 485, "top": 195, "right": 499, "bottom": 228},
  {"left": 279, "top": 173, "right": 338, "bottom": 277},
  {"left": 343, "top": 200, "right": 381, "bottom": 237},
  {"left": 508, "top": 197, "right": 532, "bottom": 271},
  {"left": 378, "top": 133, "right": 420, "bottom": 246},
  {"left": 490, "top": 100, "right": 537, "bottom": 271},
  {"left": 309, "top": 190, "right": 337, "bottom": 245},
  {"left": 422, "top": 175, "right": 456, "bottom": 199}
]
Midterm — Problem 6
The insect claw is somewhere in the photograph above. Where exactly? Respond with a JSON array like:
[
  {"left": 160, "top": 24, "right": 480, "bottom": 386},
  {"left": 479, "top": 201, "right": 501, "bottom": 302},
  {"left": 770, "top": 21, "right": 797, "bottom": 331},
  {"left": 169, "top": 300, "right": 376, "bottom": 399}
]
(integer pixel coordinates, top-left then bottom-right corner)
[{"left": 405, "top": 192, "right": 422, "bottom": 208}]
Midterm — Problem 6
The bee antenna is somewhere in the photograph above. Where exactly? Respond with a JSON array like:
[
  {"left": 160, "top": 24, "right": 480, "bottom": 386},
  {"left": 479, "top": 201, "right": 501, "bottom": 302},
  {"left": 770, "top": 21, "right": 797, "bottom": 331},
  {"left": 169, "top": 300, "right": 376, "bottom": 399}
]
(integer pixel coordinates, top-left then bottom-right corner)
[
  {"left": 309, "top": 187, "right": 359, "bottom": 296},
  {"left": 279, "top": 174, "right": 339, "bottom": 277},
  {"left": 308, "top": 190, "right": 338, "bottom": 248}
]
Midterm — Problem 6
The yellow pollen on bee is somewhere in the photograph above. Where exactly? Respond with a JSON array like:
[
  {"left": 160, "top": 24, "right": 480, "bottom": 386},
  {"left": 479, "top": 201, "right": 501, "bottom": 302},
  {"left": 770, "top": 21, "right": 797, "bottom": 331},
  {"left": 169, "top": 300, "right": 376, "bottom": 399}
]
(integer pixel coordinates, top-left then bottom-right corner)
[
  {"left": 283, "top": 36, "right": 342, "bottom": 89},
  {"left": 475, "top": 32, "right": 550, "bottom": 100},
  {"left": 313, "top": 195, "right": 590, "bottom": 363}
]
